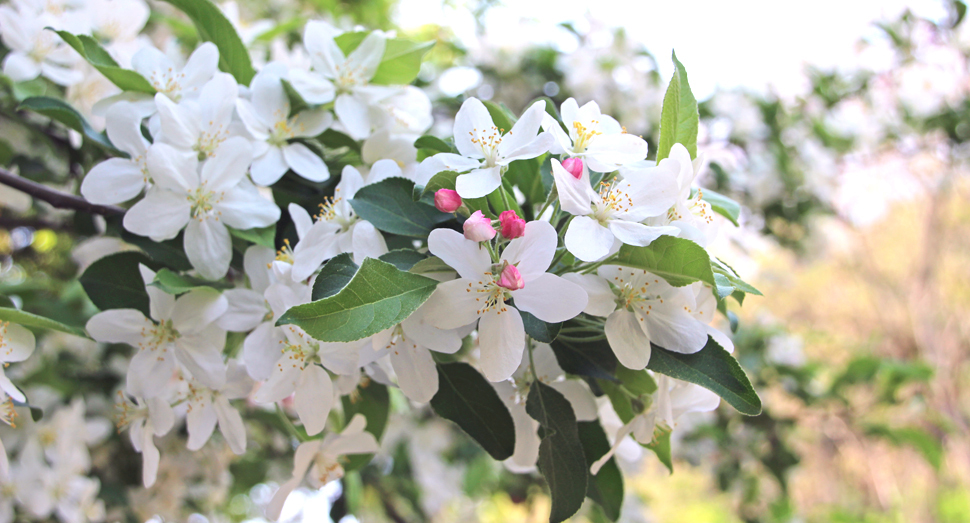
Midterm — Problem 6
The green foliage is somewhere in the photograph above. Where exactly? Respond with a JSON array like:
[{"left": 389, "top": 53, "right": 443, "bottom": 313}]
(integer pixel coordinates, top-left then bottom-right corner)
[
  {"left": 280, "top": 78, "right": 310, "bottom": 117},
  {"left": 864, "top": 424, "right": 943, "bottom": 470},
  {"left": 550, "top": 331, "right": 618, "bottom": 381},
  {"left": 526, "top": 380, "right": 587, "bottom": 523},
  {"left": 150, "top": 268, "right": 232, "bottom": 295},
  {"left": 378, "top": 249, "right": 426, "bottom": 271},
  {"left": 648, "top": 337, "right": 762, "bottom": 415},
  {"left": 160, "top": 0, "right": 256, "bottom": 85},
  {"left": 350, "top": 177, "right": 452, "bottom": 237},
  {"left": 227, "top": 225, "right": 276, "bottom": 250},
  {"left": 79, "top": 252, "right": 160, "bottom": 317},
  {"left": 277, "top": 257, "right": 438, "bottom": 342},
  {"left": 520, "top": 311, "right": 561, "bottom": 343},
  {"left": 429, "top": 362, "right": 516, "bottom": 460},
  {"left": 615, "top": 236, "right": 716, "bottom": 287},
  {"left": 17, "top": 97, "right": 119, "bottom": 153},
  {"left": 53, "top": 30, "right": 156, "bottom": 93},
  {"left": 0, "top": 307, "right": 87, "bottom": 338},
  {"left": 656, "top": 51, "right": 698, "bottom": 161},
  {"left": 577, "top": 421, "right": 624, "bottom": 521},
  {"left": 311, "top": 253, "right": 359, "bottom": 300},
  {"left": 482, "top": 100, "right": 515, "bottom": 131},
  {"left": 711, "top": 258, "right": 762, "bottom": 300},
  {"left": 645, "top": 426, "right": 673, "bottom": 472},
  {"left": 333, "top": 32, "right": 434, "bottom": 85}
]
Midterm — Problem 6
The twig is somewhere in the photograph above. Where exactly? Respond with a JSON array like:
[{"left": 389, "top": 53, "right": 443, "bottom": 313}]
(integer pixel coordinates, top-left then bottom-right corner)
[{"left": 0, "top": 167, "right": 124, "bottom": 216}]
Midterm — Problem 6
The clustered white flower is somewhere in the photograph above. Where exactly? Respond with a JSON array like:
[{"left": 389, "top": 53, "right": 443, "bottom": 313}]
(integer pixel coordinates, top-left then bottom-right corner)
[{"left": 0, "top": 2, "right": 748, "bottom": 520}]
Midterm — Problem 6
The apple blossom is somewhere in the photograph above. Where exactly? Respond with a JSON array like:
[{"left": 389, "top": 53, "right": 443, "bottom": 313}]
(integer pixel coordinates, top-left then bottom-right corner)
[
  {"left": 79, "top": 102, "right": 151, "bottom": 205},
  {"left": 131, "top": 42, "right": 219, "bottom": 102},
  {"left": 542, "top": 97, "right": 650, "bottom": 172},
  {"left": 0, "top": 6, "right": 81, "bottom": 85},
  {"left": 462, "top": 210, "right": 496, "bottom": 242},
  {"left": 185, "top": 360, "right": 252, "bottom": 454},
  {"left": 115, "top": 394, "right": 175, "bottom": 487}
]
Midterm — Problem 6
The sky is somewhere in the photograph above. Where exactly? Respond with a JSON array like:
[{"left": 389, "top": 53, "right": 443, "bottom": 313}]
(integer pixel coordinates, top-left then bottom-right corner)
[{"left": 396, "top": 0, "right": 951, "bottom": 99}]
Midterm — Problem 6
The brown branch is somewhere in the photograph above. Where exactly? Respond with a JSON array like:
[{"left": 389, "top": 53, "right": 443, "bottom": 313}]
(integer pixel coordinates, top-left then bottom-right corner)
[{"left": 0, "top": 167, "right": 124, "bottom": 216}]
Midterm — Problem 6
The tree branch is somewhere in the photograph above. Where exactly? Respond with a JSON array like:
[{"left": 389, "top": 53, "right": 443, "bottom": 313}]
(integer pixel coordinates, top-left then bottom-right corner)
[{"left": 0, "top": 167, "right": 124, "bottom": 216}]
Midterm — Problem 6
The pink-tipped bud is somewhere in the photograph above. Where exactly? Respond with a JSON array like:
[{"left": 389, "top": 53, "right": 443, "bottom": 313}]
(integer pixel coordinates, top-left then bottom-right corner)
[
  {"left": 496, "top": 263, "right": 525, "bottom": 291},
  {"left": 562, "top": 157, "right": 584, "bottom": 179},
  {"left": 499, "top": 210, "right": 526, "bottom": 239},
  {"left": 434, "top": 189, "right": 462, "bottom": 213},
  {"left": 463, "top": 210, "right": 496, "bottom": 242}
]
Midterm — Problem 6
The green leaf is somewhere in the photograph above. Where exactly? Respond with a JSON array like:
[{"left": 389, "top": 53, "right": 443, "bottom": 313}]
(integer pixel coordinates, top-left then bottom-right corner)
[
  {"left": 577, "top": 421, "right": 624, "bottom": 521},
  {"left": 711, "top": 258, "right": 762, "bottom": 300},
  {"left": 277, "top": 257, "right": 438, "bottom": 342},
  {"left": 700, "top": 188, "right": 741, "bottom": 227},
  {"left": 79, "top": 252, "right": 161, "bottom": 317},
  {"left": 598, "top": 379, "right": 635, "bottom": 424},
  {"left": 120, "top": 230, "right": 193, "bottom": 272},
  {"left": 333, "top": 32, "right": 434, "bottom": 85},
  {"left": 318, "top": 129, "right": 360, "bottom": 151},
  {"left": 647, "top": 336, "right": 762, "bottom": 415},
  {"left": 413, "top": 135, "right": 451, "bottom": 154},
  {"left": 526, "top": 380, "right": 588, "bottom": 523},
  {"left": 864, "top": 425, "right": 942, "bottom": 470},
  {"left": 408, "top": 256, "right": 454, "bottom": 276},
  {"left": 615, "top": 236, "right": 715, "bottom": 287},
  {"left": 228, "top": 225, "right": 276, "bottom": 250},
  {"left": 0, "top": 307, "right": 87, "bottom": 338},
  {"left": 341, "top": 379, "right": 390, "bottom": 471},
  {"left": 350, "top": 177, "right": 452, "bottom": 237},
  {"left": 656, "top": 50, "right": 698, "bottom": 162},
  {"left": 550, "top": 334, "right": 618, "bottom": 381},
  {"left": 645, "top": 426, "right": 673, "bottom": 472},
  {"left": 150, "top": 268, "right": 232, "bottom": 295},
  {"left": 520, "top": 311, "right": 561, "bottom": 343},
  {"left": 378, "top": 249, "right": 427, "bottom": 271},
  {"left": 430, "top": 362, "right": 516, "bottom": 460},
  {"left": 482, "top": 100, "right": 515, "bottom": 132},
  {"left": 615, "top": 366, "right": 657, "bottom": 396},
  {"left": 52, "top": 30, "right": 156, "bottom": 93},
  {"left": 160, "top": 0, "right": 256, "bottom": 85},
  {"left": 505, "top": 157, "right": 545, "bottom": 208},
  {"left": 310, "top": 253, "right": 358, "bottom": 301},
  {"left": 280, "top": 78, "right": 309, "bottom": 118},
  {"left": 18, "top": 97, "right": 118, "bottom": 152}
]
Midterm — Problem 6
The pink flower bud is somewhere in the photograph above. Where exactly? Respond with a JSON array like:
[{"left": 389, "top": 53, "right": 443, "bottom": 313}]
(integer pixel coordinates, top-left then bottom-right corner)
[
  {"left": 462, "top": 210, "right": 496, "bottom": 242},
  {"left": 434, "top": 189, "right": 462, "bottom": 213},
  {"left": 499, "top": 210, "right": 526, "bottom": 239},
  {"left": 562, "top": 157, "right": 584, "bottom": 179},
  {"left": 496, "top": 263, "right": 525, "bottom": 291}
]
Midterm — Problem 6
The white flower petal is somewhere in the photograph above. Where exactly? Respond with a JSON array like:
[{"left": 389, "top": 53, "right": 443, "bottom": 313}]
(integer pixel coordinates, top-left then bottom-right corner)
[
  {"left": 218, "top": 289, "right": 268, "bottom": 332},
  {"left": 85, "top": 309, "right": 151, "bottom": 346},
  {"left": 218, "top": 180, "right": 281, "bottom": 230},
  {"left": 334, "top": 92, "right": 372, "bottom": 140},
  {"left": 510, "top": 273, "right": 587, "bottom": 323},
  {"left": 155, "top": 93, "right": 200, "bottom": 150},
  {"left": 452, "top": 97, "right": 493, "bottom": 159},
  {"left": 561, "top": 273, "right": 617, "bottom": 317},
  {"left": 584, "top": 133, "right": 650, "bottom": 172},
  {"left": 175, "top": 325, "right": 227, "bottom": 389},
  {"left": 607, "top": 220, "right": 678, "bottom": 248},
  {"left": 81, "top": 158, "right": 146, "bottom": 205},
  {"left": 127, "top": 345, "right": 176, "bottom": 398},
  {"left": 550, "top": 158, "right": 594, "bottom": 216},
  {"left": 641, "top": 308, "right": 709, "bottom": 355},
  {"left": 251, "top": 146, "right": 289, "bottom": 186},
  {"left": 146, "top": 143, "right": 199, "bottom": 192},
  {"left": 565, "top": 216, "right": 615, "bottom": 262},
  {"left": 184, "top": 218, "right": 233, "bottom": 280},
  {"left": 390, "top": 345, "right": 437, "bottom": 403},
  {"left": 549, "top": 380, "right": 598, "bottom": 421},
  {"left": 427, "top": 228, "right": 491, "bottom": 280},
  {"left": 420, "top": 280, "right": 485, "bottom": 330},
  {"left": 497, "top": 100, "right": 548, "bottom": 158},
  {"left": 501, "top": 220, "right": 557, "bottom": 281},
  {"left": 172, "top": 287, "right": 229, "bottom": 334},
  {"left": 243, "top": 323, "right": 286, "bottom": 381},
  {"left": 181, "top": 42, "right": 219, "bottom": 89},
  {"left": 605, "top": 310, "right": 651, "bottom": 370},
  {"left": 186, "top": 398, "right": 217, "bottom": 451},
  {"left": 346, "top": 31, "right": 385, "bottom": 81},
  {"left": 214, "top": 395, "right": 247, "bottom": 454},
  {"left": 477, "top": 306, "right": 525, "bottom": 382},
  {"left": 350, "top": 221, "right": 388, "bottom": 264},
  {"left": 105, "top": 101, "right": 148, "bottom": 157},
  {"left": 283, "top": 142, "right": 330, "bottom": 182},
  {"left": 295, "top": 365, "right": 333, "bottom": 436},
  {"left": 201, "top": 137, "right": 253, "bottom": 191},
  {"left": 288, "top": 203, "right": 314, "bottom": 241}
]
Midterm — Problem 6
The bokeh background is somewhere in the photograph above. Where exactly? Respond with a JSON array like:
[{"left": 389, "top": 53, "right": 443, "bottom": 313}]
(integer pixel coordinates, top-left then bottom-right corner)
[{"left": 2, "top": 0, "right": 969, "bottom": 522}]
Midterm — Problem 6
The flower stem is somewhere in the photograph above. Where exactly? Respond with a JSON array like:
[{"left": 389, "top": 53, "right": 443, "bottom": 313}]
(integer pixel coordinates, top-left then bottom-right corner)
[
  {"left": 527, "top": 338, "right": 539, "bottom": 383},
  {"left": 276, "top": 404, "right": 306, "bottom": 442}
]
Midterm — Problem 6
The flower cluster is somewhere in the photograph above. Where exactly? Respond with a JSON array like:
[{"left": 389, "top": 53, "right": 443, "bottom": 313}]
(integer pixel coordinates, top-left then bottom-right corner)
[{"left": 0, "top": 5, "right": 762, "bottom": 522}]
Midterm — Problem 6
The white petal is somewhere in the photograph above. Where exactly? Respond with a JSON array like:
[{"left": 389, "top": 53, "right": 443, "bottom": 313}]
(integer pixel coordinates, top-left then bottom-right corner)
[
  {"left": 235, "top": 98, "right": 270, "bottom": 139},
  {"left": 350, "top": 221, "right": 388, "bottom": 264},
  {"left": 185, "top": 219, "right": 233, "bottom": 280},
  {"left": 172, "top": 287, "right": 229, "bottom": 334},
  {"left": 218, "top": 180, "right": 281, "bottom": 230},
  {"left": 288, "top": 203, "right": 314, "bottom": 240},
  {"left": 540, "top": 113, "right": 572, "bottom": 154},
  {"left": 390, "top": 345, "right": 437, "bottom": 403},
  {"left": 455, "top": 166, "right": 503, "bottom": 198},
  {"left": 155, "top": 93, "right": 200, "bottom": 150},
  {"left": 283, "top": 142, "right": 330, "bottom": 182},
  {"left": 127, "top": 345, "right": 176, "bottom": 398},
  {"left": 615, "top": 175, "right": 680, "bottom": 221},
  {"left": 607, "top": 220, "right": 678, "bottom": 248},
  {"left": 0, "top": 370, "right": 24, "bottom": 403},
  {"left": 584, "top": 133, "right": 650, "bottom": 171},
  {"left": 477, "top": 306, "right": 525, "bottom": 382},
  {"left": 420, "top": 280, "right": 484, "bottom": 330},
  {"left": 123, "top": 189, "right": 191, "bottom": 241},
  {"left": 201, "top": 136, "right": 253, "bottom": 191},
  {"left": 707, "top": 324, "right": 734, "bottom": 354},
  {"left": 291, "top": 109, "right": 333, "bottom": 138},
  {"left": 561, "top": 273, "right": 616, "bottom": 317},
  {"left": 510, "top": 273, "right": 587, "bottom": 323},
  {"left": 181, "top": 42, "right": 219, "bottom": 88},
  {"left": 401, "top": 309, "right": 463, "bottom": 354},
  {"left": 81, "top": 159, "right": 146, "bottom": 205},
  {"left": 501, "top": 220, "right": 557, "bottom": 281},
  {"left": 642, "top": 308, "right": 709, "bottom": 355},
  {"left": 175, "top": 326, "right": 227, "bottom": 389},
  {"left": 105, "top": 101, "right": 148, "bottom": 157},
  {"left": 565, "top": 216, "right": 614, "bottom": 263},
  {"left": 334, "top": 92, "right": 372, "bottom": 140},
  {"left": 427, "top": 228, "right": 491, "bottom": 281},
  {"left": 243, "top": 323, "right": 286, "bottom": 381},
  {"left": 0, "top": 322, "right": 33, "bottom": 363},
  {"left": 452, "top": 98, "right": 495, "bottom": 159},
  {"left": 346, "top": 31, "right": 385, "bottom": 81},
  {"left": 254, "top": 357, "right": 302, "bottom": 403},
  {"left": 251, "top": 146, "right": 289, "bottom": 186},
  {"left": 605, "top": 310, "right": 651, "bottom": 370},
  {"left": 550, "top": 159, "right": 594, "bottom": 216},
  {"left": 2, "top": 52, "right": 40, "bottom": 82},
  {"left": 146, "top": 143, "right": 199, "bottom": 192},
  {"left": 214, "top": 395, "right": 247, "bottom": 454},
  {"left": 294, "top": 365, "right": 333, "bottom": 436},
  {"left": 186, "top": 397, "right": 217, "bottom": 450},
  {"left": 218, "top": 289, "right": 268, "bottom": 332},
  {"left": 288, "top": 69, "right": 336, "bottom": 104},
  {"left": 85, "top": 309, "right": 151, "bottom": 345},
  {"left": 140, "top": 429, "right": 161, "bottom": 488},
  {"left": 266, "top": 477, "right": 301, "bottom": 521},
  {"left": 497, "top": 101, "right": 548, "bottom": 158},
  {"left": 291, "top": 222, "right": 342, "bottom": 281},
  {"left": 250, "top": 71, "right": 288, "bottom": 125}
]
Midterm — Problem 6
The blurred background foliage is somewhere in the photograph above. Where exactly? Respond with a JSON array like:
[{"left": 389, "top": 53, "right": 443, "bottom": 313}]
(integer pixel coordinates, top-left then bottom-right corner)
[{"left": 2, "top": 0, "right": 970, "bottom": 522}]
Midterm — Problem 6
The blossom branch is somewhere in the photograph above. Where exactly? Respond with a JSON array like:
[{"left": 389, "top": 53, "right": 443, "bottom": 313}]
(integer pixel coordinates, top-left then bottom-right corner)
[{"left": 0, "top": 167, "right": 124, "bottom": 216}]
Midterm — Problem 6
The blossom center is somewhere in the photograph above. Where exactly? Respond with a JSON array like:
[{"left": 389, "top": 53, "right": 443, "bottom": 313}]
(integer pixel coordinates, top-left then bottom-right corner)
[
  {"left": 1, "top": 396, "right": 17, "bottom": 428},
  {"left": 334, "top": 61, "right": 368, "bottom": 92},
  {"left": 468, "top": 126, "right": 505, "bottom": 166},
  {"left": 278, "top": 326, "right": 320, "bottom": 370},
  {"left": 465, "top": 269, "right": 513, "bottom": 316},
  {"left": 195, "top": 123, "right": 230, "bottom": 158},
  {"left": 314, "top": 453, "right": 345, "bottom": 484},
  {"left": 148, "top": 69, "right": 186, "bottom": 101},
  {"left": 189, "top": 183, "right": 224, "bottom": 221},
  {"left": 571, "top": 120, "right": 601, "bottom": 152},
  {"left": 114, "top": 393, "right": 147, "bottom": 432},
  {"left": 592, "top": 180, "right": 632, "bottom": 223},
  {"left": 316, "top": 188, "right": 357, "bottom": 231},
  {"left": 268, "top": 110, "right": 302, "bottom": 147},
  {"left": 667, "top": 188, "right": 713, "bottom": 225},
  {"left": 0, "top": 321, "right": 17, "bottom": 359},
  {"left": 139, "top": 319, "right": 180, "bottom": 352}
]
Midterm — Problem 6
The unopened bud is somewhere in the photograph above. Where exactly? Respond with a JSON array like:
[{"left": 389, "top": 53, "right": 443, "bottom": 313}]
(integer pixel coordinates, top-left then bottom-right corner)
[
  {"left": 562, "top": 157, "right": 584, "bottom": 179},
  {"left": 496, "top": 263, "right": 525, "bottom": 291},
  {"left": 434, "top": 189, "right": 462, "bottom": 213},
  {"left": 498, "top": 210, "right": 526, "bottom": 239},
  {"left": 462, "top": 210, "right": 496, "bottom": 242}
]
